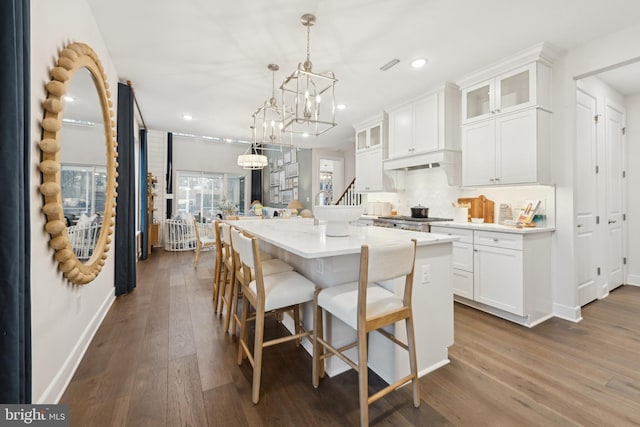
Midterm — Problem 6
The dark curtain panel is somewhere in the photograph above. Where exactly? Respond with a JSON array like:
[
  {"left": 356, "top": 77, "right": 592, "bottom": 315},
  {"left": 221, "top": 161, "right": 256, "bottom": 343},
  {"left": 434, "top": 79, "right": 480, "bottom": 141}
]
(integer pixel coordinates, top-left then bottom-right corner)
[
  {"left": 251, "top": 169, "right": 262, "bottom": 203},
  {"left": 115, "top": 83, "right": 137, "bottom": 295},
  {"left": 0, "top": 0, "right": 31, "bottom": 403},
  {"left": 166, "top": 132, "right": 173, "bottom": 218},
  {"left": 139, "top": 129, "right": 149, "bottom": 260},
  {"left": 250, "top": 144, "right": 263, "bottom": 203}
]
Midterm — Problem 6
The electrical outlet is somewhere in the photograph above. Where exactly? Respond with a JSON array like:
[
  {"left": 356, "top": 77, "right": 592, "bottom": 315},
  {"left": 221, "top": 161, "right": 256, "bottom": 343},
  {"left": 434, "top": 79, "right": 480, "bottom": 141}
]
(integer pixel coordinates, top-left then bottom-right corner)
[{"left": 421, "top": 264, "right": 431, "bottom": 284}]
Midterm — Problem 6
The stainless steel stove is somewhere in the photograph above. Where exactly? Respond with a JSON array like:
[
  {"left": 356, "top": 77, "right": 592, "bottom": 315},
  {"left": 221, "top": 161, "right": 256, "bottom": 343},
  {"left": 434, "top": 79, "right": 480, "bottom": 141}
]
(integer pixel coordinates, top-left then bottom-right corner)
[{"left": 372, "top": 216, "right": 453, "bottom": 232}]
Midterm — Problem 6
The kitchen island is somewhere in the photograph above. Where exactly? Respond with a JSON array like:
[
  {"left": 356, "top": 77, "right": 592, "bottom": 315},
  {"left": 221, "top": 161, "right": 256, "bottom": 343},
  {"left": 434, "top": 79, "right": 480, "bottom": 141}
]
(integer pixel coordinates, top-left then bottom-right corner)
[{"left": 226, "top": 217, "right": 457, "bottom": 384}]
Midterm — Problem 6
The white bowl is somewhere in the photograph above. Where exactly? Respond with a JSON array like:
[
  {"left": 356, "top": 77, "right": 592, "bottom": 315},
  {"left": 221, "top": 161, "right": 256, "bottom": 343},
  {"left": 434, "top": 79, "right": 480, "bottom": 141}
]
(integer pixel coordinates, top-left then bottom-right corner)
[
  {"left": 470, "top": 217, "right": 485, "bottom": 224},
  {"left": 313, "top": 205, "right": 364, "bottom": 236}
]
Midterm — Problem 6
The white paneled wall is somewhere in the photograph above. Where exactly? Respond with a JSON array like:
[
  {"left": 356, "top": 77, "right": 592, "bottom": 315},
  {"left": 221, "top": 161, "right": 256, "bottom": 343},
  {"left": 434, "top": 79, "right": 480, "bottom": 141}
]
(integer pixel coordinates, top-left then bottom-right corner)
[{"left": 147, "top": 130, "right": 167, "bottom": 224}]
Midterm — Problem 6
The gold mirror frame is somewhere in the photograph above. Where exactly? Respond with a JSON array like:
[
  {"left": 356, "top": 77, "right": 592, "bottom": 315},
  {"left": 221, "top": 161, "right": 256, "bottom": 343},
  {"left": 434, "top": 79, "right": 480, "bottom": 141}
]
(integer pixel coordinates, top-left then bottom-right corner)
[{"left": 39, "top": 42, "right": 118, "bottom": 285}]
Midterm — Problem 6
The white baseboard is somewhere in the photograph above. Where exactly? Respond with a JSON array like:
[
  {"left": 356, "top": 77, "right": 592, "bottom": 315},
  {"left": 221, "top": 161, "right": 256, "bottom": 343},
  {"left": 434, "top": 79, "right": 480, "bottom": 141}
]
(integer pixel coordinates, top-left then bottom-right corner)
[
  {"left": 36, "top": 290, "right": 116, "bottom": 404},
  {"left": 552, "top": 302, "right": 582, "bottom": 323},
  {"left": 626, "top": 274, "right": 640, "bottom": 286}
]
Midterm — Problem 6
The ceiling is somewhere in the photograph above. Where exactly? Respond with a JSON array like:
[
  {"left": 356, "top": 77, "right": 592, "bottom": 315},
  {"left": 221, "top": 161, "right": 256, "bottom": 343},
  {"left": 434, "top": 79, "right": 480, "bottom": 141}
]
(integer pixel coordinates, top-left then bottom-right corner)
[{"left": 87, "top": 0, "right": 640, "bottom": 151}]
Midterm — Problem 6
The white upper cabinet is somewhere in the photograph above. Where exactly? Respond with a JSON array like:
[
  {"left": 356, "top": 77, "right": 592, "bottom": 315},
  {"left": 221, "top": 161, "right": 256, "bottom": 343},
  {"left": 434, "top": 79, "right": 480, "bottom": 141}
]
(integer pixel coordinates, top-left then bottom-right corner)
[
  {"left": 383, "top": 83, "right": 461, "bottom": 185},
  {"left": 457, "top": 43, "right": 555, "bottom": 186},
  {"left": 355, "top": 113, "right": 386, "bottom": 152},
  {"left": 388, "top": 93, "right": 440, "bottom": 158},
  {"left": 462, "top": 63, "right": 544, "bottom": 124},
  {"left": 354, "top": 113, "right": 398, "bottom": 192}
]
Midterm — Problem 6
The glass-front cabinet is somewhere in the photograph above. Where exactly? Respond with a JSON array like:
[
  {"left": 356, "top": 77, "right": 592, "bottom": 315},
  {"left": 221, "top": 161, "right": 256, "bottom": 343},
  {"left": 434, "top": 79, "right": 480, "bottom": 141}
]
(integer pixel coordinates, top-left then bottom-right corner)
[
  {"left": 355, "top": 113, "right": 386, "bottom": 151},
  {"left": 462, "top": 63, "right": 537, "bottom": 124}
]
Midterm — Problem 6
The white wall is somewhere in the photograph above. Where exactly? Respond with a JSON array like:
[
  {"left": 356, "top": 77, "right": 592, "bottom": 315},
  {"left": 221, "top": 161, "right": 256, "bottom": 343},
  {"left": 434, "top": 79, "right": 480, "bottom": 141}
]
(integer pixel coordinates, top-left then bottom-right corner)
[
  {"left": 30, "top": 0, "right": 119, "bottom": 403},
  {"left": 550, "top": 21, "right": 640, "bottom": 319},
  {"left": 626, "top": 93, "right": 640, "bottom": 285}
]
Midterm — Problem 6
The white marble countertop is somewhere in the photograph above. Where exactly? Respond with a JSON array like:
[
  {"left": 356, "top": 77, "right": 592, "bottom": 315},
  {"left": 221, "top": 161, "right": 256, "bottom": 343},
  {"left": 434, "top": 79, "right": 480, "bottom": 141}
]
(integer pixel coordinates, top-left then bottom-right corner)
[
  {"left": 226, "top": 218, "right": 458, "bottom": 259},
  {"left": 429, "top": 221, "right": 555, "bottom": 234}
]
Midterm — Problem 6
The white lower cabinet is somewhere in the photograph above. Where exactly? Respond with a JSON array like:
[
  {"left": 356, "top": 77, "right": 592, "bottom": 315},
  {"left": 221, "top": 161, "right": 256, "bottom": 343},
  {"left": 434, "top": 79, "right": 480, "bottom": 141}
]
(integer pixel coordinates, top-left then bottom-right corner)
[
  {"left": 474, "top": 241, "right": 524, "bottom": 315},
  {"left": 431, "top": 225, "right": 552, "bottom": 326}
]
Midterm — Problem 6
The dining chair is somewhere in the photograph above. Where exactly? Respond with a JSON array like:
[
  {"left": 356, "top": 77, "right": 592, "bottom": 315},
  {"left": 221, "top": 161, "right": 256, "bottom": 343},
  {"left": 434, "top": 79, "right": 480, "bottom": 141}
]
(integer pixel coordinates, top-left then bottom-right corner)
[
  {"left": 228, "top": 227, "right": 294, "bottom": 336},
  {"left": 312, "top": 239, "right": 419, "bottom": 427},
  {"left": 192, "top": 217, "right": 216, "bottom": 268},
  {"left": 233, "top": 228, "right": 317, "bottom": 404}
]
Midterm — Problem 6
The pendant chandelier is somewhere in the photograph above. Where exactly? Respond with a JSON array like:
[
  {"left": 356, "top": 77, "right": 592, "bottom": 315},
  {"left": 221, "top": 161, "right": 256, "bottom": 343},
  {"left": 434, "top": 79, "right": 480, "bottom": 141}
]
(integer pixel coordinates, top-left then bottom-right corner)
[
  {"left": 237, "top": 136, "right": 268, "bottom": 170},
  {"left": 253, "top": 64, "right": 291, "bottom": 146},
  {"left": 281, "top": 13, "right": 337, "bottom": 137}
]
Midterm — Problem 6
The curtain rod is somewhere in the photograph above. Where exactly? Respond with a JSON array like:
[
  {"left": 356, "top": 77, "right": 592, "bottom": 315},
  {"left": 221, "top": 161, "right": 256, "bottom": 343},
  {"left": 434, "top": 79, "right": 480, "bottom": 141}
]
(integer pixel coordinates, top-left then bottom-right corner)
[{"left": 126, "top": 80, "right": 148, "bottom": 130}]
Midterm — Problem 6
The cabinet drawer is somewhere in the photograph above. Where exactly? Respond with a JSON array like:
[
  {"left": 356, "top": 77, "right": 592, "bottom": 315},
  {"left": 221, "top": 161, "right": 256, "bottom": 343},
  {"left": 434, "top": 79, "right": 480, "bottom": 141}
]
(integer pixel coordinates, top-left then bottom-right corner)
[
  {"left": 452, "top": 242, "right": 473, "bottom": 272},
  {"left": 452, "top": 268, "right": 473, "bottom": 299},
  {"left": 475, "top": 231, "right": 523, "bottom": 250},
  {"left": 431, "top": 226, "right": 473, "bottom": 244}
]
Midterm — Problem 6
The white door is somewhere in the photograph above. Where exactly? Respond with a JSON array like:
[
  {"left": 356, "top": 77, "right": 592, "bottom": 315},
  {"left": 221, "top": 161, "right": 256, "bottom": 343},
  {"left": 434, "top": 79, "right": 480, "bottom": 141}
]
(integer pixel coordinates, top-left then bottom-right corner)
[
  {"left": 474, "top": 245, "right": 524, "bottom": 316},
  {"left": 413, "top": 92, "right": 439, "bottom": 153},
  {"left": 388, "top": 104, "right": 413, "bottom": 159},
  {"left": 605, "top": 101, "right": 625, "bottom": 291},
  {"left": 496, "top": 109, "right": 537, "bottom": 184},
  {"left": 461, "top": 120, "right": 495, "bottom": 186},
  {"left": 575, "top": 89, "right": 600, "bottom": 305}
]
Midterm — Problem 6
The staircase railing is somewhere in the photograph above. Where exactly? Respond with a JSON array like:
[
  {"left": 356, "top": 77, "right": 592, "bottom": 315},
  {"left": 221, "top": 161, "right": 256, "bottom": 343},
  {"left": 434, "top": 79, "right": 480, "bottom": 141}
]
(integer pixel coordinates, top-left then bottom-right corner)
[{"left": 334, "top": 178, "right": 362, "bottom": 206}]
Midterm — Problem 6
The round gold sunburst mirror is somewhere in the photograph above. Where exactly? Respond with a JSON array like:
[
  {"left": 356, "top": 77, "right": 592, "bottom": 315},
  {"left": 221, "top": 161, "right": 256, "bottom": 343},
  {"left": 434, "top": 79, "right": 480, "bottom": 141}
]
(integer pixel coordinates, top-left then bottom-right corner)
[{"left": 39, "top": 42, "right": 118, "bottom": 285}]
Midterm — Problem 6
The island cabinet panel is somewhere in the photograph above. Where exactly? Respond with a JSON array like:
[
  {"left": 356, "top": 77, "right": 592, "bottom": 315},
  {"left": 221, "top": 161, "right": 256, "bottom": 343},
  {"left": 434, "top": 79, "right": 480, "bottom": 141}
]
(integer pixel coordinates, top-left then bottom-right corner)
[
  {"left": 430, "top": 224, "right": 553, "bottom": 327},
  {"left": 226, "top": 218, "right": 457, "bottom": 381}
]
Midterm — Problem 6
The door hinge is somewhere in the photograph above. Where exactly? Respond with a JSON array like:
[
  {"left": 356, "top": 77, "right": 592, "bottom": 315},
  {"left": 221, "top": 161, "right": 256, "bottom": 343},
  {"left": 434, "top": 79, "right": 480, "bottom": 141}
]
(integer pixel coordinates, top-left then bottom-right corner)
[
  {"left": 596, "top": 216, "right": 600, "bottom": 224},
  {"left": 622, "top": 127, "right": 626, "bottom": 135},
  {"left": 624, "top": 257, "right": 627, "bottom": 265},
  {"left": 595, "top": 165, "right": 599, "bottom": 174},
  {"left": 597, "top": 267, "right": 601, "bottom": 275},
  {"left": 594, "top": 114, "right": 601, "bottom": 124}
]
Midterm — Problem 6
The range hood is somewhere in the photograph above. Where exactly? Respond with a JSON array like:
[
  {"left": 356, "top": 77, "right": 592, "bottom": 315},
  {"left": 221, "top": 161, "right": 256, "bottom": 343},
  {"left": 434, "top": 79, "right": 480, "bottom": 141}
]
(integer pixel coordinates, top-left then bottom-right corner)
[{"left": 383, "top": 149, "right": 461, "bottom": 186}]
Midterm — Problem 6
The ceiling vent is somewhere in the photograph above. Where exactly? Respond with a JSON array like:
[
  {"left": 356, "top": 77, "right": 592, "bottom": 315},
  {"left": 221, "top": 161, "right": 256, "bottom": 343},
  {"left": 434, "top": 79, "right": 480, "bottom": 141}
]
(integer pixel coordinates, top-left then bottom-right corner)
[{"left": 380, "top": 59, "right": 400, "bottom": 71}]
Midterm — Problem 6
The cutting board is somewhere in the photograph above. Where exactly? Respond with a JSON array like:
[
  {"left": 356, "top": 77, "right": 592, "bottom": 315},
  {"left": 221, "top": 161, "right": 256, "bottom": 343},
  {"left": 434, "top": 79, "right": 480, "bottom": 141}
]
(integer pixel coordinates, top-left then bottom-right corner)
[{"left": 457, "top": 195, "right": 495, "bottom": 223}]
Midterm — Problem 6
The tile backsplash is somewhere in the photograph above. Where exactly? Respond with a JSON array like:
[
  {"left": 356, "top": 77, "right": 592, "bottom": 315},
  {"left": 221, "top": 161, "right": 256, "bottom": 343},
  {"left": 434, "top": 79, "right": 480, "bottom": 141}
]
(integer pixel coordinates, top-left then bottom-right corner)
[{"left": 362, "top": 168, "right": 555, "bottom": 227}]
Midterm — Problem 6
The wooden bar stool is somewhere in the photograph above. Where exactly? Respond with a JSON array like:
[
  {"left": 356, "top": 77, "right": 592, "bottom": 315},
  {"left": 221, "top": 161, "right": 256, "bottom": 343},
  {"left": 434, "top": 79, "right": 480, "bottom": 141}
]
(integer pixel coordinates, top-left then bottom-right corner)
[
  {"left": 228, "top": 227, "right": 293, "bottom": 336},
  {"left": 217, "top": 223, "right": 235, "bottom": 320},
  {"left": 233, "top": 228, "right": 316, "bottom": 404},
  {"left": 193, "top": 217, "right": 216, "bottom": 268},
  {"left": 212, "top": 220, "right": 224, "bottom": 313},
  {"left": 312, "top": 239, "right": 419, "bottom": 427}
]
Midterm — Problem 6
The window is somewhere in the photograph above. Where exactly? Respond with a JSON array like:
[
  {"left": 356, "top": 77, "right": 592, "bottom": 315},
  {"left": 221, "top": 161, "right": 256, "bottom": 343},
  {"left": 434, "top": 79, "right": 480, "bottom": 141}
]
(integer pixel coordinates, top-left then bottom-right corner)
[
  {"left": 176, "top": 171, "right": 246, "bottom": 220},
  {"left": 61, "top": 165, "right": 107, "bottom": 223}
]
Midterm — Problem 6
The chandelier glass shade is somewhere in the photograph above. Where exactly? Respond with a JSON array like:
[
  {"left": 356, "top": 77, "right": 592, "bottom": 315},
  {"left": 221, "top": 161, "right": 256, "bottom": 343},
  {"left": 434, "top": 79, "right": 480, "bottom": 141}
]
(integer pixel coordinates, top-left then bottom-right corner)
[
  {"left": 281, "top": 13, "right": 337, "bottom": 136},
  {"left": 237, "top": 142, "right": 268, "bottom": 170},
  {"left": 253, "top": 64, "right": 291, "bottom": 145}
]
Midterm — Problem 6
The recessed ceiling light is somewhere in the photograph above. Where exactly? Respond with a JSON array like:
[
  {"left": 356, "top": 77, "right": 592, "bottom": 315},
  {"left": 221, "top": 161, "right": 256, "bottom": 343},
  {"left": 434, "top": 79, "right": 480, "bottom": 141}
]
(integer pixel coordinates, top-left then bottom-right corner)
[
  {"left": 336, "top": 104, "right": 347, "bottom": 110},
  {"left": 64, "top": 95, "right": 75, "bottom": 102},
  {"left": 411, "top": 58, "right": 427, "bottom": 69},
  {"left": 183, "top": 114, "right": 193, "bottom": 120}
]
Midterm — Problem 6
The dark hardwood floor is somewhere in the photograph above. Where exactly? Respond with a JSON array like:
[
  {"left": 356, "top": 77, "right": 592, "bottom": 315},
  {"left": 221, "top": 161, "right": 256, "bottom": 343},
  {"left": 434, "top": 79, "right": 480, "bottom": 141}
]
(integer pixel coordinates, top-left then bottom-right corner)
[{"left": 60, "top": 248, "right": 640, "bottom": 426}]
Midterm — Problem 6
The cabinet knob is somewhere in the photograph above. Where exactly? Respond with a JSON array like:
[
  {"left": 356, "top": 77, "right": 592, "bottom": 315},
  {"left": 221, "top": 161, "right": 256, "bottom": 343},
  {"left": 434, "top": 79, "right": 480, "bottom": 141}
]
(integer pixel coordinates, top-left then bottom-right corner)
[
  {"left": 493, "top": 238, "right": 499, "bottom": 242},
  {"left": 495, "top": 108, "right": 501, "bottom": 113},
  {"left": 474, "top": 249, "right": 478, "bottom": 252},
  {"left": 494, "top": 177, "right": 500, "bottom": 182},
  {"left": 489, "top": 178, "right": 495, "bottom": 182},
  {"left": 608, "top": 219, "right": 617, "bottom": 224}
]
